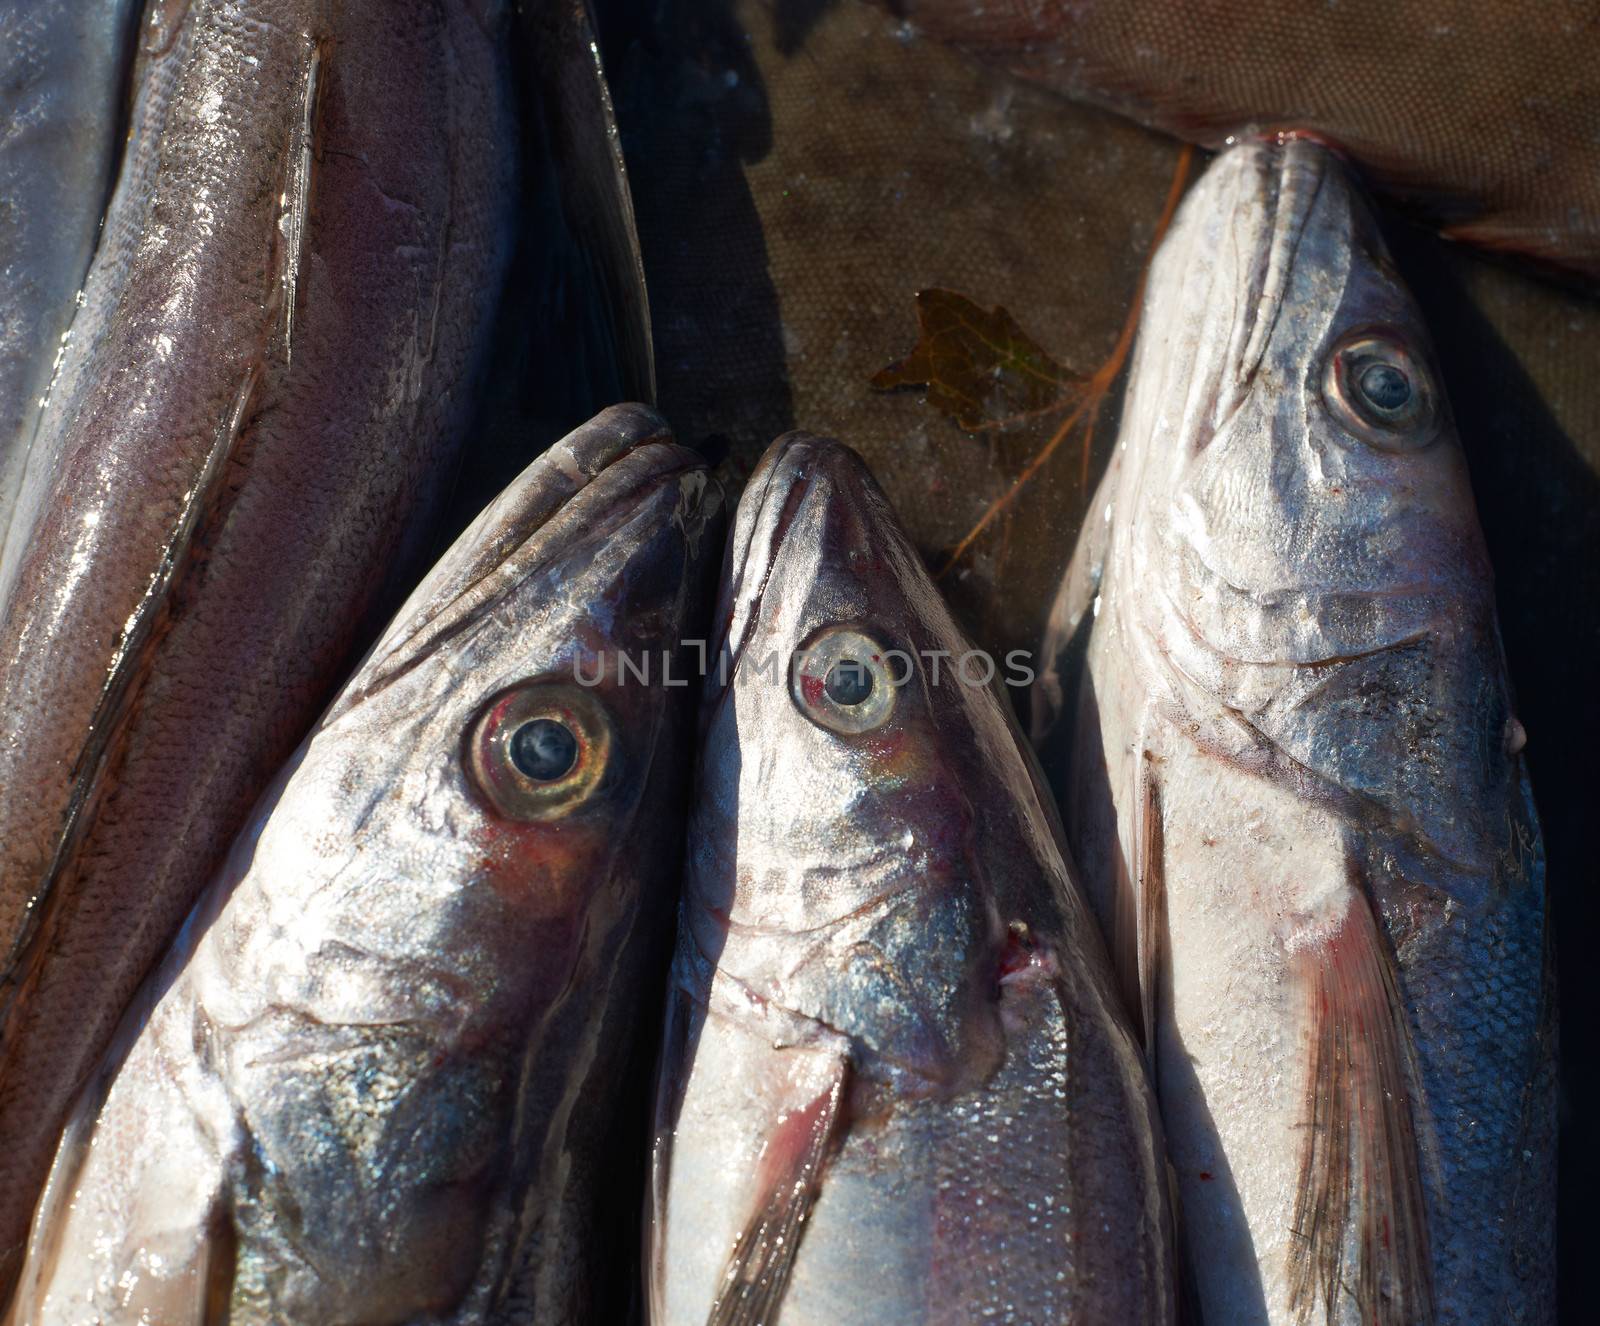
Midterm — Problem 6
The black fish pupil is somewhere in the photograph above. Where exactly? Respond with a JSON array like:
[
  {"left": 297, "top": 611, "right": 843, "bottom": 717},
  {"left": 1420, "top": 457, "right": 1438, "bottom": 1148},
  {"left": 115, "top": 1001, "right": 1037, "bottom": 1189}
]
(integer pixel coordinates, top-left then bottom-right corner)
[
  {"left": 509, "top": 718, "right": 577, "bottom": 781},
  {"left": 1358, "top": 361, "right": 1411, "bottom": 413},
  {"left": 825, "top": 658, "right": 873, "bottom": 706}
]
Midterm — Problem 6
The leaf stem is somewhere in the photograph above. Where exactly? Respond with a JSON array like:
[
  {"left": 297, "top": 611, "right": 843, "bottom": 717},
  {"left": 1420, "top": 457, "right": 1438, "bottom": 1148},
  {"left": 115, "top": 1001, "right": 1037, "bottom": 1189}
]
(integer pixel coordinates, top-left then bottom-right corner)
[{"left": 936, "top": 144, "right": 1194, "bottom": 580}]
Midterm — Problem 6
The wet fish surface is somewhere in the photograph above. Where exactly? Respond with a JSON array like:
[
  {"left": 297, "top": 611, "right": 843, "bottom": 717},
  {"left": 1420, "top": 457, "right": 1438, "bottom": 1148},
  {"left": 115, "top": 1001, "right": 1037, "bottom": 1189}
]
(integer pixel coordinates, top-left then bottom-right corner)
[
  {"left": 652, "top": 434, "right": 1175, "bottom": 1324},
  {"left": 1036, "top": 140, "right": 1555, "bottom": 1324},
  {"left": 0, "top": 0, "right": 519, "bottom": 1286},
  {"left": 4, "top": 405, "right": 721, "bottom": 1324},
  {"left": 0, "top": 0, "right": 138, "bottom": 556},
  {"left": 894, "top": 0, "right": 1600, "bottom": 281}
]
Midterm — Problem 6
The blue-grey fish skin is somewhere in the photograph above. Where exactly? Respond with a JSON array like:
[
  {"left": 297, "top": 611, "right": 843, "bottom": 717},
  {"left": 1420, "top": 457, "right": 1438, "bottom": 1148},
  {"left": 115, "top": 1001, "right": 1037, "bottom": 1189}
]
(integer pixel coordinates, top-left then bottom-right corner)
[
  {"left": 4, "top": 405, "right": 721, "bottom": 1324},
  {"left": 1037, "top": 140, "right": 1554, "bottom": 1325},
  {"left": 0, "top": 0, "right": 138, "bottom": 557},
  {"left": 652, "top": 435, "right": 1175, "bottom": 1325}
]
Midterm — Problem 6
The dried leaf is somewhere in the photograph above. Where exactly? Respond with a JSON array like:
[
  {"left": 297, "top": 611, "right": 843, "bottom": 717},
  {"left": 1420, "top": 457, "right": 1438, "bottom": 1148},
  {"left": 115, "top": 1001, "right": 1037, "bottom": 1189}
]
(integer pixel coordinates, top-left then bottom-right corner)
[{"left": 870, "top": 288, "right": 1084, "bottom": 432}]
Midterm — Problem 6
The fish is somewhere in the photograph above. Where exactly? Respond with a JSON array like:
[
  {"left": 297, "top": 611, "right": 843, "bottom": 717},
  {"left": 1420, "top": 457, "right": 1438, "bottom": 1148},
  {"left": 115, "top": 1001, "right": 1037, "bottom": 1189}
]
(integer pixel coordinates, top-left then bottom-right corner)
[
  {"left": 2, "top": 404, "right": 722, "bottom": 1324},
  {"left": 891, "top": 0, "right": 1600, "bottom": 282},
  {"left": 1033, "top": 140, "right": 1556, "bottom": 1324},
  {"left": 650, "top": 433, "right": 1176, "bottom": 1324},
  {"left": 0, "top": 0, "right": 520, "bottom": 1286},
  {"left": 0, "top": 0, "right": 139, "bottom": 559}
]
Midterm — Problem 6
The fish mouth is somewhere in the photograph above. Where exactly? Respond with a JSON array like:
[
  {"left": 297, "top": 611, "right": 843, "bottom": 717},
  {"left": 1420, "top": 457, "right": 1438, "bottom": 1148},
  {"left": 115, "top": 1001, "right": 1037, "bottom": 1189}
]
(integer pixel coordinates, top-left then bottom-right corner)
[
  {"left": 339, "top": 404, "right": 708, "bottom": 711},
  {"left": 709, "top": 432, "right": 877, "bottom": 705},
  {"left": 1163, "top": 546, "right": 1446, "bottom": 670},
  {"left": 1160, "top": 138, "right": 1332, "bottom": 452},
  {"left": 1230, "top": 140, "right": 1328, "bottom": 400}
]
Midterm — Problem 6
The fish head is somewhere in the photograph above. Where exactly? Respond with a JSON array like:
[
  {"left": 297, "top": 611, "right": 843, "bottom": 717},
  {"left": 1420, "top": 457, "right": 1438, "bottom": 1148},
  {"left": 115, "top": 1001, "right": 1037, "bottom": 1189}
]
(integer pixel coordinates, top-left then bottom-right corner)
[
  {"left": 1113, "top": 140, "right": 1530, "bottom": 881},
  {"left": 307, "top": 403, "right": 717, "bottom": 1006},
  {"left": 687, "top": 434, "right": 1070, "bottom": 1102},
  {"left": 209, "top": 404, "right": 719, "bottom": 1310},
  {"left": 1126, "top": 138, "right": 1490, "bottom": 669}
]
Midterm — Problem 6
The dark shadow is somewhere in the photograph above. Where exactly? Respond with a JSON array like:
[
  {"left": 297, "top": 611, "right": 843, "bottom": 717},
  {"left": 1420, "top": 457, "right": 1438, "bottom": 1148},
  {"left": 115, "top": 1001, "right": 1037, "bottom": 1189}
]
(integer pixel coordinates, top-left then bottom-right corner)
[
  {"left": 593, "top": 0, "right": 795, "bottom": 470},
  {"left": 1383, "top": 216, "right": 1596, "bottom": 1321},
  {"left": 772, "top": 0, "right": 839, "bottom": 55},
  {"left": 438, "top": 2, "right": 659, "bottom": 550}
]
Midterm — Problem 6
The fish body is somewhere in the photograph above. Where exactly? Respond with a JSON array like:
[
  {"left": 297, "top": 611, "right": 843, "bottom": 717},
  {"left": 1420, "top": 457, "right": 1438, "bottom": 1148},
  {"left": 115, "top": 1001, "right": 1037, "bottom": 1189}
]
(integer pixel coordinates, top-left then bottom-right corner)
[
  {"left": 4, "top": 405, "right": 721, "bottom": 1323},
  {"left": 0, "top": 0, "right": 520, "bottom": 1277},
  {"left": 652, "top": 435, "right": 1175, "bottom": 1325},
  {"left": 0, "top": 0, "right": 138, "bottom": 555},
  {"left": 1036, "top": 141, "right": 1555, "bottom": 1324},
  {"left": 896, "top": 0, "right": 1600, "bottom": 281}
]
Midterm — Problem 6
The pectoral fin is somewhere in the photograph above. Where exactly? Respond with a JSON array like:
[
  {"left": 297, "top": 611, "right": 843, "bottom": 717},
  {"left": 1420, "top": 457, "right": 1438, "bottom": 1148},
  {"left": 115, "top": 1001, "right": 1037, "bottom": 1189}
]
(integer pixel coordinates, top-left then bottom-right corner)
[
  {"left": 1289, "top": 889, "right": 1432, "bottom": 1326},
  {"left": 706, "top": 1054, "right": 850, "bottom": 1326},
  {"left": 1031, "top": 447, "right": 1122, "bottom": 744}
]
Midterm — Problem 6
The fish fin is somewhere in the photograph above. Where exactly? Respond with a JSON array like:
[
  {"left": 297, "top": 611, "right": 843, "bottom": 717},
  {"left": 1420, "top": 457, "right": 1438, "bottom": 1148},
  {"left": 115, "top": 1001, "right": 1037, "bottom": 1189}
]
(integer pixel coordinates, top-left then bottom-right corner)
[
  {"left": 272, "top": 35, "right": 327, "bottom": 366},
  {"left": 1031, "top": 446, "right": 1121, "bottom": 744},
  {"left": 2, "top": 1087, "right": 102, "bottom": 1323},
  {"left": 705, "top": 1055, "right": 849, "bottom": 1326},
  {"left": 1289, "top": 889, "right": 1433, "bottom": 1326},
  {"left": 523, "top": 0, "right": 655, "bottom": 404},
  {"left": 1134, "top": 752, "right": 1166, "bottom": 1066},
  {"left": 5, "top": 1093, "right": 237, "bottom": 1326}
]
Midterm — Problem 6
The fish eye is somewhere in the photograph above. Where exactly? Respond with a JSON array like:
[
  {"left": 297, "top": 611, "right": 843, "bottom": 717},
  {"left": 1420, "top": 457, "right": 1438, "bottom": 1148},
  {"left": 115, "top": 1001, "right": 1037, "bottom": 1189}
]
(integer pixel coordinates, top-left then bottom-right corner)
[
  {"left": 467, "top": 685, "right": 610, "bottom": 820},
  {"left": 509, "top": 718, "right": 578, "bottom": 781},
  {"left": 825, "top": 658, "right": 874, "bottom": 706},
  {"left": 791, "top": 626, "right": 898, "bottom": 735},
  {"left": 1357, "top": 361, "right": 1411, "bottom": 414},
  {"left": 1322, "top": 332, "right": 1438, "bottom": 451}
]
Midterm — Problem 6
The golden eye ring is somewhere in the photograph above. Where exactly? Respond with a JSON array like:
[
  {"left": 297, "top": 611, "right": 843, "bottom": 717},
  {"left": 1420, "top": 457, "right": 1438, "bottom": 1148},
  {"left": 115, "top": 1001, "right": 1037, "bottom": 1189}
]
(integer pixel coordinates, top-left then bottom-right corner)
[{"left": 467, "top": 684, "right": 612, "bottom": 820}]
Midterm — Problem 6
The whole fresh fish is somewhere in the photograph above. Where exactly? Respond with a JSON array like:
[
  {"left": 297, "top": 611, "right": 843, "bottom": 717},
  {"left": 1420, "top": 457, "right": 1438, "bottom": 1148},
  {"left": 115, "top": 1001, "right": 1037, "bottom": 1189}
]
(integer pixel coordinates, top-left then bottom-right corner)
[
  {"left": 1034, "top": 140, "right": 1556, "bottom": 1324},
  {"left": 0, "top": 0, "right": 518, "bottom": 1284},
  {"left": 4, "top": 405, "right": 721, "bottom": 1324},
  {"left": 652, "top": 434, "right": 1175, "bottom": 1324},
  {"left": 893, "top": 0, "right": 1600, "bottom": 281},
  {"left": 0, "top": 0, "right": 138, "bottom": 556}
]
